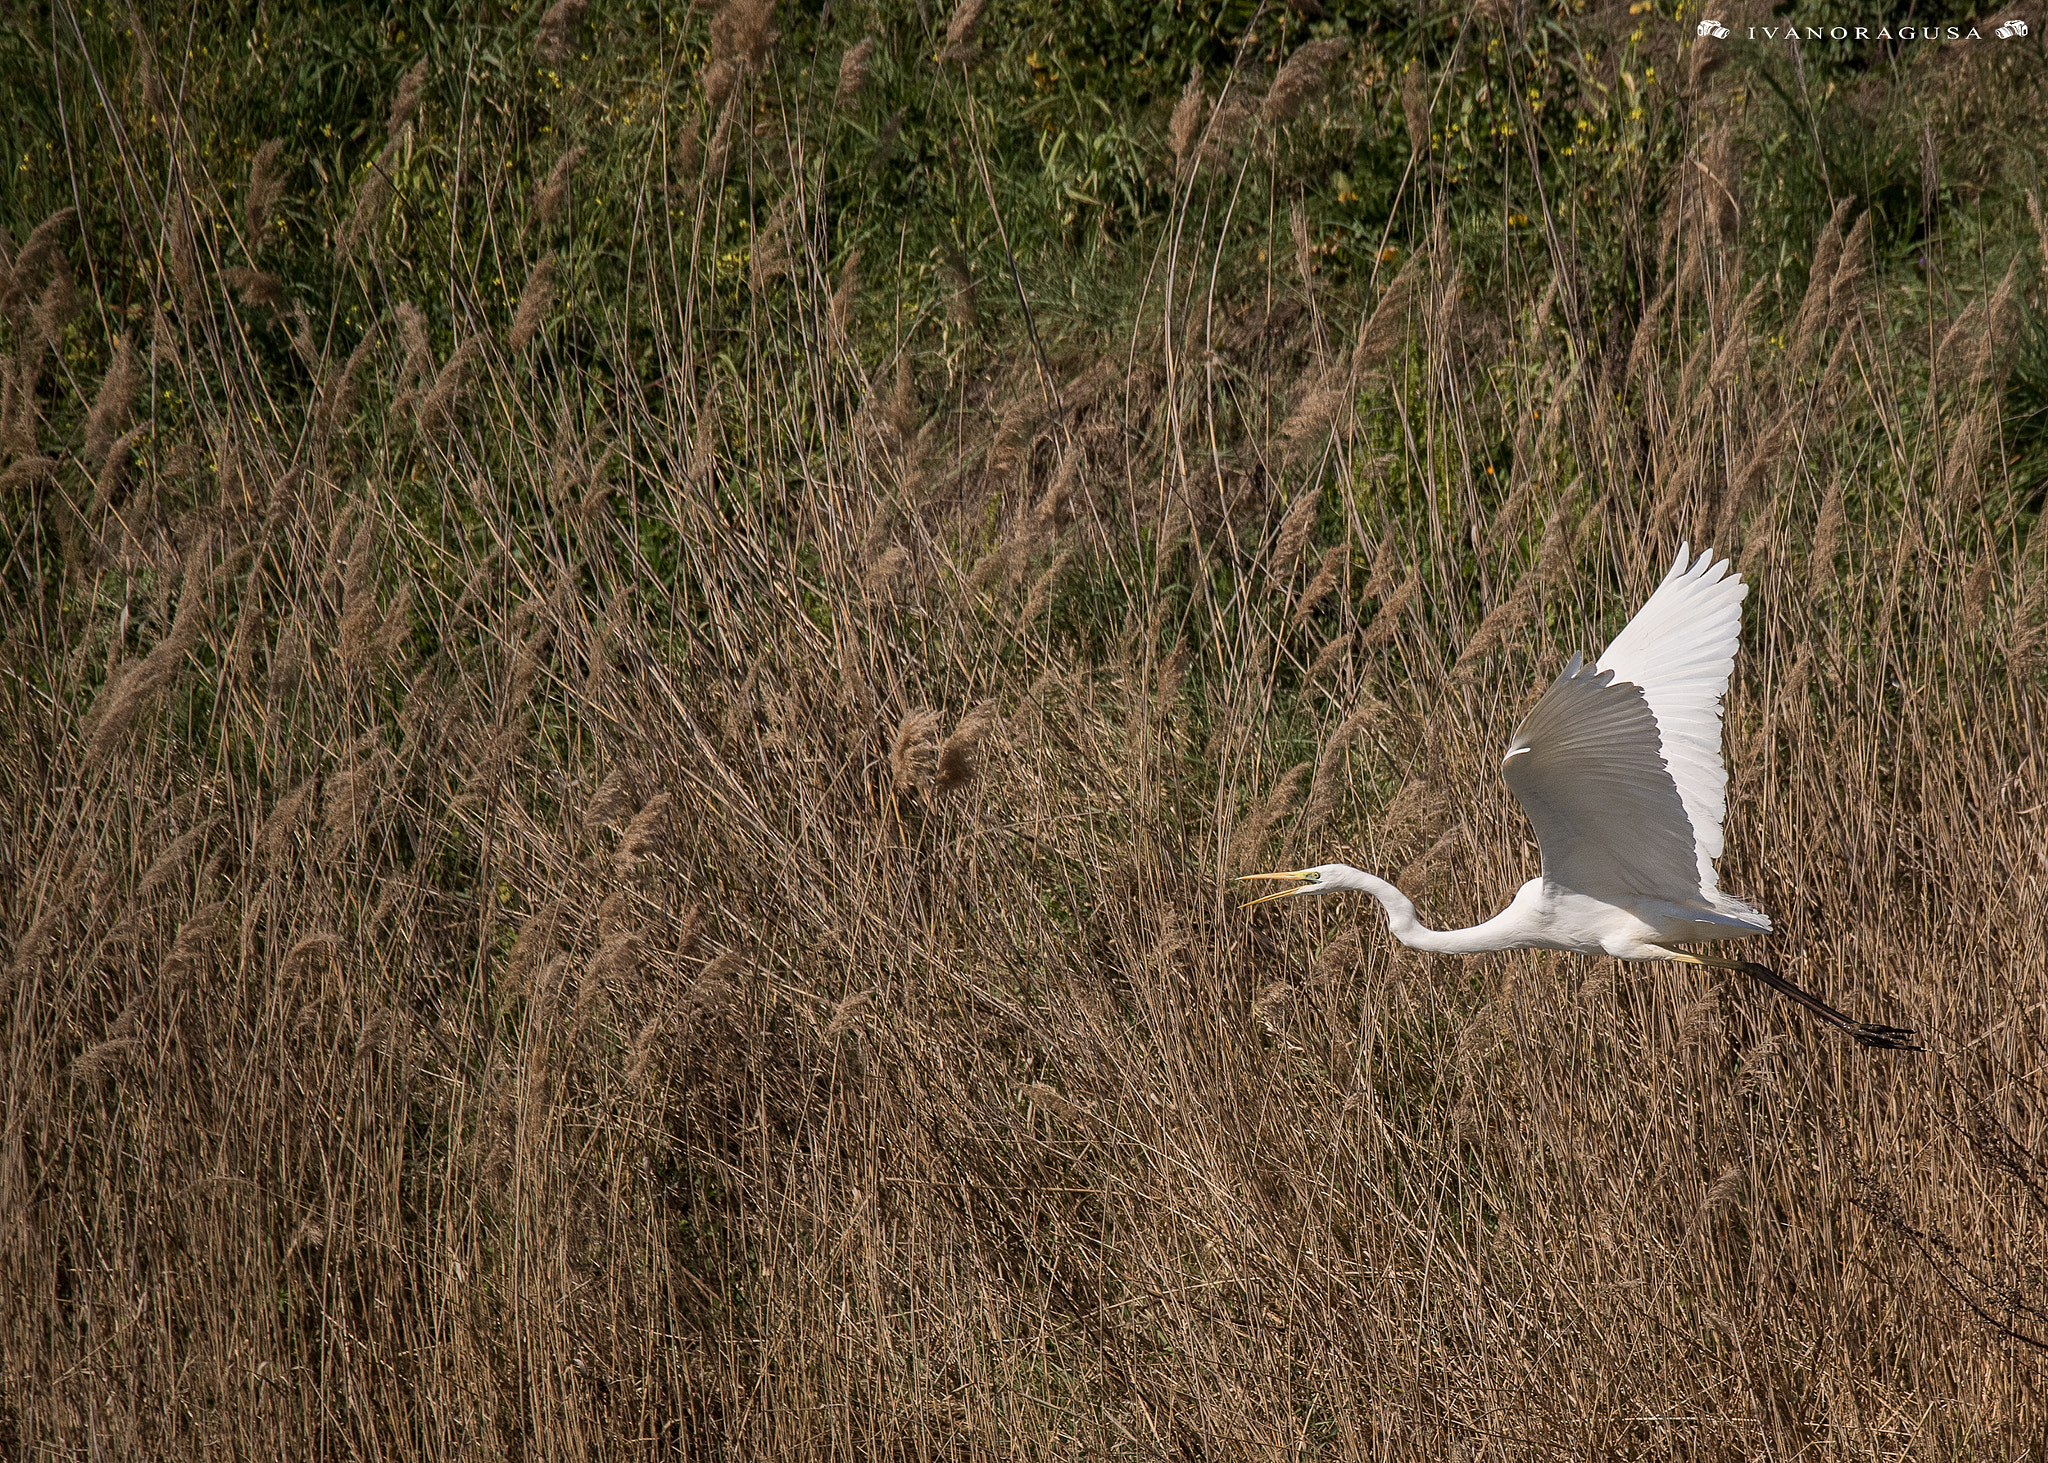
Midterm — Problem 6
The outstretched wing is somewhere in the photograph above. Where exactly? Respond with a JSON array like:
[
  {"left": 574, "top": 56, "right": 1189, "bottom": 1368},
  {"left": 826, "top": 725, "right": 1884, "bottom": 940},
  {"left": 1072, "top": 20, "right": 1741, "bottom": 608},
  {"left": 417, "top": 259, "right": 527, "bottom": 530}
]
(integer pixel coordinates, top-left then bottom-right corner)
[
  {"left": 1500, "top": 544, "right": 1761, "bottom": 919},
  {"left": 1500, "top": 652, "right": 1702, "bottom": 906},
  {"left": 1594, "top": 544, "right": 1751, "bottom": 913}
]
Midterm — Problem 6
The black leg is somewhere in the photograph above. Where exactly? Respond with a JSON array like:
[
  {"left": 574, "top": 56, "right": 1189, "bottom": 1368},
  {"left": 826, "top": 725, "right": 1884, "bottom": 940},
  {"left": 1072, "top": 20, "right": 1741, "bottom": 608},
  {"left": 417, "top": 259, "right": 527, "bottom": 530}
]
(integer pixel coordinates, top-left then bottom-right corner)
[{"left": 1727, "top": 959, "right": 1920, "bottom": 1051}]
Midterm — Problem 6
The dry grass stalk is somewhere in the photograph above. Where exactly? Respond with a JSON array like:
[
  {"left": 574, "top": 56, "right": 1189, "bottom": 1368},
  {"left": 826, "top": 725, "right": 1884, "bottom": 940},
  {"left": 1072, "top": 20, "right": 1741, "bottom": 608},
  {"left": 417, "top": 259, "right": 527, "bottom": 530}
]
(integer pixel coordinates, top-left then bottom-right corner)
[
  {"left": 1401, "top": 65, "right": 1429, "bottom": 154},
  {"left": 1697, "top": 126, "right": 1742, "bottom": 235},
  {"left": 1271, "top": 485, "right": 1321, "bottom": 577},
  {"left": 1293, "top": 544, "right": 1347, "bottom": 626},
  {"left": 417, "top": 339, "right": 479, "bottom": 434},
  {"left": 1280, "top": 374, "right": 1349, "bottom": 460},
  {"left": 1788, "top": 198, "right": 1854, "bottom": 363},
  {"left": 1306, "top": 701, "right": 1380, "bottom": 829},
  {"left": 1305, "top": 631, "right": 1353, "bottom": 688},
  {"left": 1229, "top": 761, "right": 1312, "bottom": 871},
  {"left": 509, "top": 253, "right": 558, "bottom": 352},
  {"left": 1360, "top": 528, "right": 1398, "bottom": 601},
  {"left": 1360, "top": 565, "right": 1418, "bottom": 645},
  {"left": 32, "top": 263, "right": 80, "bottom": 349},
  {"left": 836, "top": 36, "right": 876, "bottom": 106},
  {"left": 0, "top": 207, "right": 75, "bottom": 324},
  {"left": 1720, "top": 407, "right": 1793, "bottom": 541},
  {"left": 943, "top": 249, "right": 977, "bottom": 326},
  {"left": 1705, "top": 280, "right": 1764, "bottom": 396},
  {"left": 1965, "top": 551, "right": 1996, "bottom": 630},
  {"left": 749, "top": 197, "right": 795, "bottom": 293},
  {"left": 824, "top": 990, "right": 872, "bottom": 1042},
  {"left": 91, "top": 424, "right": 149, "bottom": 514},
  {"left": 338, "top": 144, "right": 396, "bottom": 259},
  {"left": 1262, "top": 38, "right": 1346, "bottom": 124},
  {"left": 1352, "top": 256, "right": 1423, "bottom": 377},
  {"left": 1968, "top": 256, "right": 2023, "bottom": 388},
  {"left": 85, "top": 540, "right": 211, "bottom": 764},
  {"left": 863, "top": 543, "right": 910, "bottom": 596},
  {"left": 82, "top": 333, "right": 140, "bottom": 472},
  {"left": 1200, "top": 91, "right": 1254, "bottom": 161},
  {"left": 1452, "top": 575, "right": 1538, "bottom": 680},
  {"left": 1829, "top": 210, "right": 1873, "bottom": 316},
  {"left": 1019, "top": 544, "right": 1073, "bottom": 621},
  {"left": 856, "top": 107, "right": 902, "bottom": 179},
  {"left": 617, "top": 792, "right": 675, "bottom": 869},
  {"left": 1941, "top": 408, "right": 1989, "bottom": 508},
  {"left": 1290, "top": 203, "right": 1314, "bottom": 294},
  {"left": 887, "top": 356, "right": 920, "bottom": 440},
  {"left": 1811, "top": 480, "right": 1847, "bottom": 564},
  {"left": 337, "top": 514, "right": 382, "bottom": 670},
  {"left": 1625, "top": 280, "right": 1674, "bottom": 388}
]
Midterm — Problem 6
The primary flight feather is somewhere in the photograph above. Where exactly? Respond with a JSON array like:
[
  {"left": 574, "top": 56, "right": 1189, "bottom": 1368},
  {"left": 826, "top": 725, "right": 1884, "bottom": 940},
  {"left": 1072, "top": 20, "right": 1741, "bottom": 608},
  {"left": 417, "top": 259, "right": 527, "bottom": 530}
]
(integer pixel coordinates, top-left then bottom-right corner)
[{"left": 1240, "top": 544, "right": 1915, "bottom": 1049}]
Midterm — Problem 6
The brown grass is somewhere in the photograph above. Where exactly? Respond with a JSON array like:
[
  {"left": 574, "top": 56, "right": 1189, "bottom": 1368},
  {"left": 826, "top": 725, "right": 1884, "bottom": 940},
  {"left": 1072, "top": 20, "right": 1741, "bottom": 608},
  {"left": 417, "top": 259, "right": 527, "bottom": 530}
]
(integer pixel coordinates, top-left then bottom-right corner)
[{"left": 4, "top": 26, "right": 2048, "bottom": 1463}]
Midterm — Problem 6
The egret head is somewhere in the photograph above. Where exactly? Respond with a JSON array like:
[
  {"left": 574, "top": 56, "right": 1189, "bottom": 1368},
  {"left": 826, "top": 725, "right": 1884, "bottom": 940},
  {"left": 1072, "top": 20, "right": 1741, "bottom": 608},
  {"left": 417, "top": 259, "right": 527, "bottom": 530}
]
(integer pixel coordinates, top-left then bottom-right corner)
[{"left": 1236, "top": 865, "right": 1343, "bottom": 907}]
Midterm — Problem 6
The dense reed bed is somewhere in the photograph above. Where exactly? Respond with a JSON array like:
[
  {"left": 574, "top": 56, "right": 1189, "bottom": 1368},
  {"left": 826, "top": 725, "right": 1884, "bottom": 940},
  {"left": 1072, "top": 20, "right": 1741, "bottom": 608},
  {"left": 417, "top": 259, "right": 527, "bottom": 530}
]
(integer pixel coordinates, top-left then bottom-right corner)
[{"left": 4, "top": 1, "right": 2047, "bottom": 1454}]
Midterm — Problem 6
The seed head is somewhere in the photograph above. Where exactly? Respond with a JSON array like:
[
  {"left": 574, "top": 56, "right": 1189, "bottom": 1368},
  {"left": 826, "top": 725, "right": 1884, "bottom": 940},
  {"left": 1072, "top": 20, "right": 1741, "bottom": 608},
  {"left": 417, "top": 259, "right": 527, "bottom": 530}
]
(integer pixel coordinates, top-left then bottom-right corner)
[
  {"left": 837, "top": 36, "right": 876, "bottom": 106},
  {"left": 225, "top": 267, "right": 284, "bottom": 310},
  {"left": 939, "top": 0, "right": 988, "bottom": 63},
  {"left": 934, "top": 703, "right": 997, "bottom": 789},
  {"left": 536, "top": 146, "right": 586, "bottom": 231},
  {"left": 1263, "top": 37, "right": 1346, "bottom": 124},
  {"left": 1168, "top": 73, "right": 1207, "bottom": 164},
  {"left": 510, "top": 253, "right": 558, "bottom": 352},
  {"left": 245, "top": 139, "right": 288, "bottom": 245},
  {"left": 536, "top": 0, "right": 589, "bottom": 64},
  {"left": 388, "top": 59, "right": 429, "bottom": 137},
  {"left": 84, "top": 334, "right": 140, "bottom": 472},
  {"left": 890, "top": 708, "right": 943, "bottom": 789},
  {"left": 710, "top": 0, "right": 777, "bottom": 73}
]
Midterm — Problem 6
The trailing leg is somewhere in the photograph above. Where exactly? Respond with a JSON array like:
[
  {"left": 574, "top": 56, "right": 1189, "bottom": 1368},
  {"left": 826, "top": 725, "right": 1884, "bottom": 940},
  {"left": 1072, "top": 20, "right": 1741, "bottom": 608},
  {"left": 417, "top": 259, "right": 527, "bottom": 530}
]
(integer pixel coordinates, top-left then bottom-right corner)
[{"left": 1656, "top": 949, "right": 1919, "bottom": 1051}]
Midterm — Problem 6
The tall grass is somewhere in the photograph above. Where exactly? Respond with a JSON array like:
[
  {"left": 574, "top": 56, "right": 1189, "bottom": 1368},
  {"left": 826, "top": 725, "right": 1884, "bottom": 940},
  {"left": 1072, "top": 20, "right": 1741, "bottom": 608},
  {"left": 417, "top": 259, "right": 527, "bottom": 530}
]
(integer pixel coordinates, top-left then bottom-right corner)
[{"left": 4, "top": 1, "right": 2048, "bottom": 1454}]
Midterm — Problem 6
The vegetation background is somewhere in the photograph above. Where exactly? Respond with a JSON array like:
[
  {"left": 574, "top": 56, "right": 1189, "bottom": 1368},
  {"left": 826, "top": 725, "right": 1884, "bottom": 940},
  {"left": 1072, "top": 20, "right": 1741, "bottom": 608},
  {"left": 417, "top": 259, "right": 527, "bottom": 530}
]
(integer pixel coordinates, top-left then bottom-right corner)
[{"left": 4, "top": 0, "right": 2048, "bottom": 1453}]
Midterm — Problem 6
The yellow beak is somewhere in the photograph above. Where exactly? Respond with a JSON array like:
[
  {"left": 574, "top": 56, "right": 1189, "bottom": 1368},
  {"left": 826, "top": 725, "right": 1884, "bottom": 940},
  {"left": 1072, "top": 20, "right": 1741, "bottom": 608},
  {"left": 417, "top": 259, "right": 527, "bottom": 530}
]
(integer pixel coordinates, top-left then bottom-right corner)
[{"left": 1236, "top": 870, "right": 1316, "bottom": 908}]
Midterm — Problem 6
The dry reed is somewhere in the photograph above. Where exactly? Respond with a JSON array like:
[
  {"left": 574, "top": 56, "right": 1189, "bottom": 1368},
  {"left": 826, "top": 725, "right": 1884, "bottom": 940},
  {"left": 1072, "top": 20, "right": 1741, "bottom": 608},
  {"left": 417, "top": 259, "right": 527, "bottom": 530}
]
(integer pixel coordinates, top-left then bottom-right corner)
[{"left": 7, "top": 29, "right": 2047, "bottom": 1462}]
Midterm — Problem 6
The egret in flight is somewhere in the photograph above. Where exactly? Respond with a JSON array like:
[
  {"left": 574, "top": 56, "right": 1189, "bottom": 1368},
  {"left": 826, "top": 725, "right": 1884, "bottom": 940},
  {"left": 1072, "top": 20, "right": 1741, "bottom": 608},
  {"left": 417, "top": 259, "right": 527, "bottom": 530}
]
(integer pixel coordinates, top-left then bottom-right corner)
[{"left": 1241, "top": 544, "right": 1916, "bottom": 1049}]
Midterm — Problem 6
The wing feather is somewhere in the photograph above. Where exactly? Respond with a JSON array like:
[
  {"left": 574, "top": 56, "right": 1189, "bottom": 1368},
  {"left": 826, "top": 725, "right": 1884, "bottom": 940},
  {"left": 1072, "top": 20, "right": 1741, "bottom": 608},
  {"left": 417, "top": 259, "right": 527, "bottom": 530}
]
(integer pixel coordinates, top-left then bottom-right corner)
[
  {"left": 1595, "top": 543, "right": 1752, "bottom": 914},
  {"left": 1501, "top": 653, "right": 1702, "bottom": 905}
]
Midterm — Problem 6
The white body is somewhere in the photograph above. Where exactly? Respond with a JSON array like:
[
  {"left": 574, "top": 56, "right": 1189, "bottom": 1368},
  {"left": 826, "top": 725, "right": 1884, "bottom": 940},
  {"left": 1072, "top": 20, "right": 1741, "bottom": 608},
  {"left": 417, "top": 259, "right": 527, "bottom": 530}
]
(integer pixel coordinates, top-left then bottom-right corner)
[{"left": 1249, "top": 545, "right": 1769, "bottom": 962}]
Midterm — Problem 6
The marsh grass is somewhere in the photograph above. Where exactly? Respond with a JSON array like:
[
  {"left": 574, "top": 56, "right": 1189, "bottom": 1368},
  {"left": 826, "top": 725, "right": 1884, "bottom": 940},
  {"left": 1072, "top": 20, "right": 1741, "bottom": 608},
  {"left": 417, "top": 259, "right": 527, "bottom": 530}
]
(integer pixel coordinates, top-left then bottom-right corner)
[{"left": 4, "top": 1, "right": 2048, "bottom": 1455}]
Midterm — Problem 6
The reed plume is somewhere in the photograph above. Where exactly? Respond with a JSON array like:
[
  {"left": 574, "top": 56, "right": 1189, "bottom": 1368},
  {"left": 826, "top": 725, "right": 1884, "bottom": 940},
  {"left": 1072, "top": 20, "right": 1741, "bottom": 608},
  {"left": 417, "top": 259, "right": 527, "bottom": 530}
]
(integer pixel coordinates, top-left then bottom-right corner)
[
  {"left": 836, "top": 36, "right": 876, "bottom": 106},
  {"left": 510, "top": 253, "right": 558, "bottom": 352}
]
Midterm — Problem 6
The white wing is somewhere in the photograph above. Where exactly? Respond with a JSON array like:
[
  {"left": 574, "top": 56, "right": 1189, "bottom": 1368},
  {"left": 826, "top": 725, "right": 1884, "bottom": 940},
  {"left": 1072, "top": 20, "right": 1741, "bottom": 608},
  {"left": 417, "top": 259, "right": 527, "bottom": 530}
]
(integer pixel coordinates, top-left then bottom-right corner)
[
  {"left": 1595, "top": 543, "right": 1759, "bottom": 920},
  {"left": 1499, "top": 543, "right": 1767, "bottom": 926},
  {"left": 1500, "top": 652, "right": 1702, "bottom": 907}
]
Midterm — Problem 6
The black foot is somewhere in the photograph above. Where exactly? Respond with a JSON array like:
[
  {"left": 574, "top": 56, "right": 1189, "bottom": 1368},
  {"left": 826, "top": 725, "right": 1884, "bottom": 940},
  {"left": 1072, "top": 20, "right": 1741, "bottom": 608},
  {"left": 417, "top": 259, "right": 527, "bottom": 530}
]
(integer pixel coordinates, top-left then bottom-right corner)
[
  {"left": 1844, "top": 1021, "right": 1922, "bottom": 1052},
  {"left": 1730, "top": 961, "right": 1919, "bottom": 1053}
]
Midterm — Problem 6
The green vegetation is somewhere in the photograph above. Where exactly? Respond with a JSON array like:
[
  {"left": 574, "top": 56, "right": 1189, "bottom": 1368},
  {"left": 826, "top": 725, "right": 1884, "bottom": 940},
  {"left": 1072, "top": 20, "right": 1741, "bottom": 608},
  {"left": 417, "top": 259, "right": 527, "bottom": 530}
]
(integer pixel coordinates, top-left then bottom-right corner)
[{"left": 5, "top": 0, "right": 2048, "bottom": 1452}]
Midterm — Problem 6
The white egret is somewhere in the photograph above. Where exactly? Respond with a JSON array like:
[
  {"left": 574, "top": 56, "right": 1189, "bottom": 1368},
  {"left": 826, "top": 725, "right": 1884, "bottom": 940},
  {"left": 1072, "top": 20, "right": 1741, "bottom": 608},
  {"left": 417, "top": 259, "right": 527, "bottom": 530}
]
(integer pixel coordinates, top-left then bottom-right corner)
[{"left": 1241, "top": 544, "right": 1916, "bottom": 1049}]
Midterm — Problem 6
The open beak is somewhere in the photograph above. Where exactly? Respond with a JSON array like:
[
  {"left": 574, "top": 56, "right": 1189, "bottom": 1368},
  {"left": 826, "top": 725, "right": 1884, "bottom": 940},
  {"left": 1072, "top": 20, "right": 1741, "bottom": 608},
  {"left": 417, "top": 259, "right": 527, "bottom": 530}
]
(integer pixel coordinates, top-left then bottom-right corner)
[{"left": 1236, "top": 870, "right": 1316, "bottom": 908}]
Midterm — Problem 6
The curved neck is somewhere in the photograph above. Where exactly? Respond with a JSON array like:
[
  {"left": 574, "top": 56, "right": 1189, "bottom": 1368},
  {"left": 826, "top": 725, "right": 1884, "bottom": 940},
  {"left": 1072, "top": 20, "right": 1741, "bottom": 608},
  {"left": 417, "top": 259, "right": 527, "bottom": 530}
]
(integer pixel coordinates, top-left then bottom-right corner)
[{"left": 1341, "top": 869, "right": 1528, "bottom": 955}]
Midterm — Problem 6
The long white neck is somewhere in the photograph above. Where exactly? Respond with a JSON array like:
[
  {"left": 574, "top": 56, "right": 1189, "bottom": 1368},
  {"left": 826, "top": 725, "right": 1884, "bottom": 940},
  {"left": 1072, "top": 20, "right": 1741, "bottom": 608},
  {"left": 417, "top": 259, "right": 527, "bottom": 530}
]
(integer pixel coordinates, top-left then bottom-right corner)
[{"left": 1319, "top": 865, "right": 1533, "bottom": 955}]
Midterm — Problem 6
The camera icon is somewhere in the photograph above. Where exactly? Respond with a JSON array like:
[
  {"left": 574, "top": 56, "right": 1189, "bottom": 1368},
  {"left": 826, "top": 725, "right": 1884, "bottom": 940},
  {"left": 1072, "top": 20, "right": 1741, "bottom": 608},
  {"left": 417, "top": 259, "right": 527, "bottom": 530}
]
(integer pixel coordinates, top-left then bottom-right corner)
[
  {"left": 1695, "top": 18, "right": 1731, "bottom": 38},
  {"left": 1995, "top": 19, "right": 2028, "bottom": 38}
]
